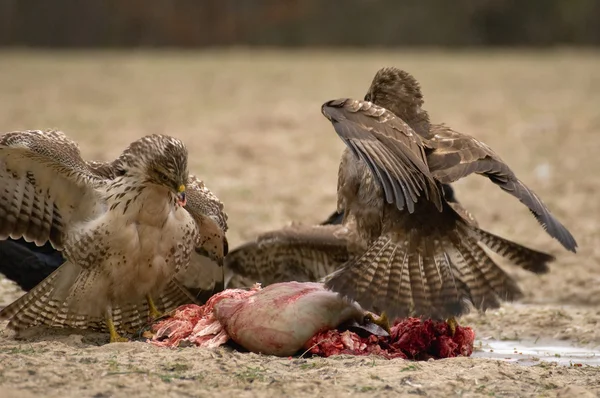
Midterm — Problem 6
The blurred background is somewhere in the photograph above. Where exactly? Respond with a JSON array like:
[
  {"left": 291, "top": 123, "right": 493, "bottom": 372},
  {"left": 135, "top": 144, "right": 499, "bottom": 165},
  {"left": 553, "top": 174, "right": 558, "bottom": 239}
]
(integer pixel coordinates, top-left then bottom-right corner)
[
  {"left": 1, "top": 0, "right": 600, "bottom": 48},
  {"left": 0, "top": 0, "right": 599, "bottom": 312}
]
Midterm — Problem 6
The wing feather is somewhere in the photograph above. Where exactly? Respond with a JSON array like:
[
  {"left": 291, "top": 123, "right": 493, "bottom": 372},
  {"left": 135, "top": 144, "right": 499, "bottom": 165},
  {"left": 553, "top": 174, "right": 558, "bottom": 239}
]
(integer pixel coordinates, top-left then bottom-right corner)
[
  {"left": 425, "top": 125, "right": 577, "bottom": 252},
  {"left": 0, "top": 130, "right": 104, "bottom": 249},
  {"left": 225, "top": 224, "right": 350, "bottom": 286},
  {"left": 322, "top": 99, "right": 443, "bottom": 213}
]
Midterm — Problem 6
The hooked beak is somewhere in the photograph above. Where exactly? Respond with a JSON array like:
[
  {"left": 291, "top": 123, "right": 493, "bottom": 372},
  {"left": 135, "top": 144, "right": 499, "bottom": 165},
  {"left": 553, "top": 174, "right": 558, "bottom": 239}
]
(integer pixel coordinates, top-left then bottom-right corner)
[{"left": 177, "top": 184, "right": 186, "bottom": 206}]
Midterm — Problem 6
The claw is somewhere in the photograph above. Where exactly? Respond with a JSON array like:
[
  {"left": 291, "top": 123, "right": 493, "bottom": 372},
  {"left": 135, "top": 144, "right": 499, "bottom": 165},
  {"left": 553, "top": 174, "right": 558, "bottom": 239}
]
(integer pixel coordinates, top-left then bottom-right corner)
[
  {"left": 447, "top": 316, "right": 458, "bottom": 336},
  {"left": 106, "top": 314, "right": 128, "bottom": 343},
  {"left": 147, "top": 295, "right": 163, "bottom": 320},
  {"left": 364, "top": 311, "right": 391, "bottom": 334}
]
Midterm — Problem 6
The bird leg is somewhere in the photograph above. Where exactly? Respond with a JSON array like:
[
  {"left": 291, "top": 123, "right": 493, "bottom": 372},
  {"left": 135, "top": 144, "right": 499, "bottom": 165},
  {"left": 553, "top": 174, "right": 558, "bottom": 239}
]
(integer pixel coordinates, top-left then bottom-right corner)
[
  {"left": 447, "top": 316, "right": 458, "bottom": 336},
  {"left": 106, "top": 310, "right": 128, "bottom": 343},
  {"left": 146, "top": 294, "right": 162, "bottom": 320},
  {"left": 364, "top": 312, "right": 391, "bottom": 334}
]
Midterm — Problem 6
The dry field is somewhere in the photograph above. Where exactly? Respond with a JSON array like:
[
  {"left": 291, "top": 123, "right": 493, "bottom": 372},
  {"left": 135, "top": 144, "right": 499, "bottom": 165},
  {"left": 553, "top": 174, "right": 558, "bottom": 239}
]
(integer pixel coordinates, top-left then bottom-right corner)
[{"left": 0, "top": 49, "right": 599, "bottom": 397}]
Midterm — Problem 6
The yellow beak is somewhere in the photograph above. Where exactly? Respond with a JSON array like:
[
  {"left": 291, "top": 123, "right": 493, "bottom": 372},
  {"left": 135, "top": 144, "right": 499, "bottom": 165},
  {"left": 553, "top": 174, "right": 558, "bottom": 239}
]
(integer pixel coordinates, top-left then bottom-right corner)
[{"left": 177, "top": 185, "right": 186, "bottom": 206}]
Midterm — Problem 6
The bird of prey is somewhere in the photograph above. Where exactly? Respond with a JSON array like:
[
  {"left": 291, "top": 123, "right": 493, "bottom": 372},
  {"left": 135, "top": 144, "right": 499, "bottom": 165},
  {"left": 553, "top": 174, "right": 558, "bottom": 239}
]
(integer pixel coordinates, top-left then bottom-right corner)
[
  {"left": 0, "top": 130, "right": 227, "bottom": 342},
  {"left": 225, "top": 181, "right": 555, "bottom": 293},
  {"left": 0, "top": 187, "right": 228, "bottom": 302},
  {"left": 320, "top": 68, "right": 576, "bottom": 320}
]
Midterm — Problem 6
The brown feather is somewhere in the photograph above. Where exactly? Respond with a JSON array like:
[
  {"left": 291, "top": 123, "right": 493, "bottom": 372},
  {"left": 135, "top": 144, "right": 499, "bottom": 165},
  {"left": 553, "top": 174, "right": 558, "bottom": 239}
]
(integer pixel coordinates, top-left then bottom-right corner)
[
  {"left": 322, "top": 99, "right": 442, "bottom": 213},
  {"left": 325, "top": 198, "right": 528, "bottom": 319},
  {"left": 325, "top": 222, "right": 477, "bottom": 320},
  {"left": 0, "top": 130, "right": 103, "bottom": 248},
  {"left": 0, "top": 131, "right": 225, "bottom": 339},
  {"left": 322, "top": 66, "right": 572, "bottom": 319},
  {"left": 424, "top": 125, "right": 576, "bottom": 252},
  {"left": 364, "top": 67, "right": 576, "bottom": 252},
  {"left": 225, "top": 224, "right": 350, "bottom": 286},
  {"left": 0, "top": 264, "right": 195, "bottom": 334},
  {"left": 0, "top": 261, "right": 86, "bottom": 332},
  {"left": 324, "top": 133, "right": 538, "bottom": 320},
  {"left": 468, "top": 227, "right": 554, "bottom": 274}
]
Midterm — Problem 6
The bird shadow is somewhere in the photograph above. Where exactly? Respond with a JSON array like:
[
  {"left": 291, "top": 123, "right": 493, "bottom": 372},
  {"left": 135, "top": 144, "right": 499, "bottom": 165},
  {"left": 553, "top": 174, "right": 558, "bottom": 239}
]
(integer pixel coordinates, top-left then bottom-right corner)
[{"left": 3, "top": 326, "right": 110, "bottom": 347}]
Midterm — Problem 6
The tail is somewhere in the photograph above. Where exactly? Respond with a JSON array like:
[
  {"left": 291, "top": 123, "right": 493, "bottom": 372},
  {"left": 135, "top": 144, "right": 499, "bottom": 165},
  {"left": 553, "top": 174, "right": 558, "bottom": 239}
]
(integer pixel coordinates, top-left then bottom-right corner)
[
  {"left": 325, "top": 222, "right": 523, "bottom": 320},
  {"left": 468, "top": 227, "right": 554, "bottom": 274},
  {"left": 445, "top": 190, "right": 554, "bottom": 274},
  {"left": 111, "top": 279, "right": 197, "bottom": 334},
  {"left": 0, "top": 261, "right": 87, "bottom": 332},
  {"left": 1, "top": 263, "right": 195, "bottom": 335}
]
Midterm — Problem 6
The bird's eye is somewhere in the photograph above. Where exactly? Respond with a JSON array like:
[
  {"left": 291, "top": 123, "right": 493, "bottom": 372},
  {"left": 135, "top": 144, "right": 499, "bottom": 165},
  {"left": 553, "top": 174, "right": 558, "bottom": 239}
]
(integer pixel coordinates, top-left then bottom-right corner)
[{"left": 158, "top": 171, "right": 170, "bottom": 182}]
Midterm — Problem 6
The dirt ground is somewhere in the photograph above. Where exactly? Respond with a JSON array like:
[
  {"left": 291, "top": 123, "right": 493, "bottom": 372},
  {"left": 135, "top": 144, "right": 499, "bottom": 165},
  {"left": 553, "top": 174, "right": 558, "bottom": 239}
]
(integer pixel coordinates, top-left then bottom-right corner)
[{"left": 0, "top": 49, "right": 599, "bottom": 397}]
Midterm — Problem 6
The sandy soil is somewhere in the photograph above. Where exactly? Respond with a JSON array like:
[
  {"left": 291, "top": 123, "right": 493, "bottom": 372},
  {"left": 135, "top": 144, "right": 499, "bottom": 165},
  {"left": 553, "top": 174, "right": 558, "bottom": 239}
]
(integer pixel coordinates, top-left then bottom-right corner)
[{"left": 0, "top": 49, "right": 599, "bottom": 397}]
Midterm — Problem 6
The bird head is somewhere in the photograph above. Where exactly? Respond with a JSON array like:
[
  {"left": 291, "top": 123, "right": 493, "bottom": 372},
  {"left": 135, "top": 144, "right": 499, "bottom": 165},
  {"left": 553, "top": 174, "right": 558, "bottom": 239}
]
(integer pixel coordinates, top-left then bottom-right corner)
[
  {"left": 364, "top": 67, "right": 430, "bottom": 135},
  {"left": 194, "top": 215, "right": 228, "bottom": 266},
  {"left": 183, "top": 176, "right": 229, "bottom": 267},
  {"left": 116, "top": 134, "right": 189, "bottom": 206}
]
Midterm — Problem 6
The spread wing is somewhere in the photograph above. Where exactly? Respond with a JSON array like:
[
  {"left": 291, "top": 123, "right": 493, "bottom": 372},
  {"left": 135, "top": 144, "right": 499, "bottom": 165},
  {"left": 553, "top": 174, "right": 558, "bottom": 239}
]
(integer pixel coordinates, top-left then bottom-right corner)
[
  {"left": 425, "top": 125, "right": 577, "bottom": 252},
  {"left": 225, "top": 224, "right": 351, "bottom": 286},
  {"left": 87, "top": 160, "right": 119, "bottom": 179},
  {"left": 0, "top": 130, "right": 105, "bottom": 249},
  {"left": 322, "top": 99, "right": 443, "bottom": 213}
]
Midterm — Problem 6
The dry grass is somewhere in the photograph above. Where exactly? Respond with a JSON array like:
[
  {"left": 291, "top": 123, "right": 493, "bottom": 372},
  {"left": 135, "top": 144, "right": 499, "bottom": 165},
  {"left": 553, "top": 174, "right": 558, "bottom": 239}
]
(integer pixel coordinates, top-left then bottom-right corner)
[{"left": 0, "top": 49, "right": 599, "bottom": 397}]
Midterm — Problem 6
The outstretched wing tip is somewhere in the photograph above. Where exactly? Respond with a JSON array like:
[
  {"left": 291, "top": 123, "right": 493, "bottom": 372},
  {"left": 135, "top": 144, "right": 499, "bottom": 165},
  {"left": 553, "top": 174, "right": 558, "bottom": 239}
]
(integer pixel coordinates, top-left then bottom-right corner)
[
  {"left": 531, "top": 208, "right": 577, "bottom": 253},
  {"left": 561, "top": 233, "right": 578, "bottom": 253},
  {"left": 321, "top": 98, "right": 349, "bottom": 120},
  {"left": 555, "top": 227, "right": 577, "bottom": 253}
]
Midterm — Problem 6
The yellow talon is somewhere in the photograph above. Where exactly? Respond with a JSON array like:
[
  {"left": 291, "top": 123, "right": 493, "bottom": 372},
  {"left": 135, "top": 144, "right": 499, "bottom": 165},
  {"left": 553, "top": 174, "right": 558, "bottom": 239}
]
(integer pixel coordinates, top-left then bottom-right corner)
[
  {"left": 364, "top": 311, "right": 391, "bottom": 334},
  {"left": 106, "top": 315, "right": 128, "bottom": 343},
  {"left": 447, "top": 316, "right": 458, "bottom": 336},
  {"left": 147, "top": 295, "right": 162, "bottom": 320}
]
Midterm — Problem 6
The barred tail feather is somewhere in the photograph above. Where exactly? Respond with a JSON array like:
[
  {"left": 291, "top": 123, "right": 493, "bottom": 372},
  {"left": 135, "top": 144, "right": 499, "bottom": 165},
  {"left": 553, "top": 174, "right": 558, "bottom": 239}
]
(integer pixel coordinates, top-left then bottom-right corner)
[
  {"left": 1, "top": 267, "right": 196, "bottom": 335},
  {"left": 447, "top": 232, "right": 522, "bottom": 311},
  {"left": 155, "top": 278, "right": 197, "bottom": 311},
  {"left": 112, "top": 279, "right": 196, "bottom": 333},
  {"left": 406, "top": 230, "right": 429, "bottom": 316},
  {"left": 469, "top": 227, "right": 554, "bottom": 274},
  {"left": 325, "top": 216, "right": 532, "bottom": 319},
  {"left": 325, "top": 232, "right": 472, "bottom": 320},
  {"left": 325, "top": 236, "right": 393, "bottom": 315},
  {"left": 0, "top": 261, "right": 81, "bottom": 332}
]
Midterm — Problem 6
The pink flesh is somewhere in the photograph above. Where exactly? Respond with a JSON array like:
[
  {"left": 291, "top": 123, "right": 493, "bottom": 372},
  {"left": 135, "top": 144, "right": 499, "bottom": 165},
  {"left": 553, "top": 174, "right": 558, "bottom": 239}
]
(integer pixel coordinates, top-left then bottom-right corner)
[
  {"left": 148, "top": 282, "right": 475, "bottom": 360},
  {"left": 214, "top": 282, "right": 364, "bottom": 356}
]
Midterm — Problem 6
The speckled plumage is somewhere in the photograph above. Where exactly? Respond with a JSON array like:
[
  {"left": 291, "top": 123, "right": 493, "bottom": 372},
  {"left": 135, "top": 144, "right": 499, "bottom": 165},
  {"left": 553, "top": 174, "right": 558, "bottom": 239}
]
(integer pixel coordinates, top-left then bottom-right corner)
[
  {"left": 0, "top": 131, "right": 227, "bottom": 336},
  {"left": 225, "top": 223, "right": 352, "bottom": 288}
]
